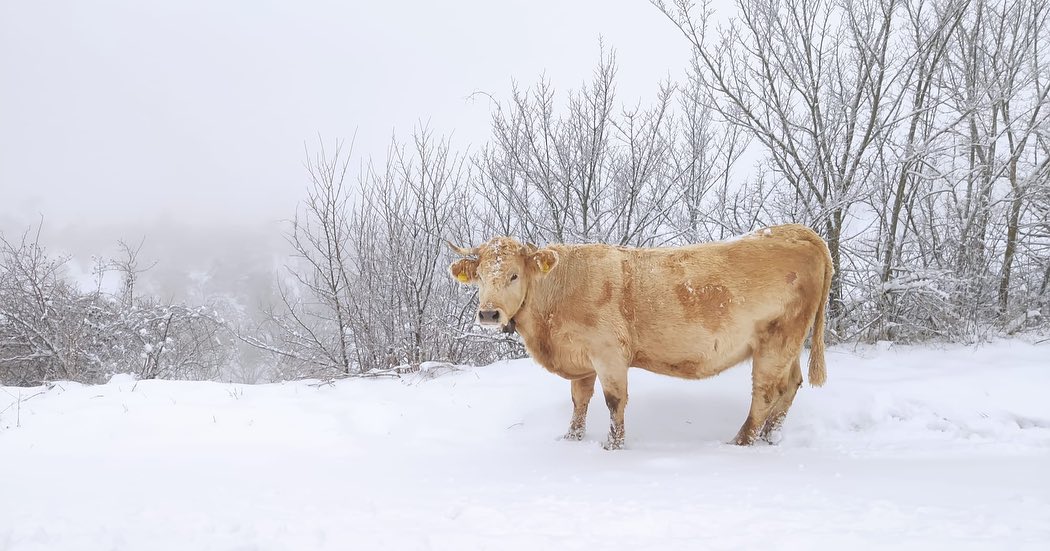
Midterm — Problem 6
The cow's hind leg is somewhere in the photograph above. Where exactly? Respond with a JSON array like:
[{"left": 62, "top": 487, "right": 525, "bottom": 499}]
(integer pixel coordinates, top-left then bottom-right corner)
[
  {"left": 732, "top": 346, "right": 797, "bottom": 446},
  {"left": 594, "top": 363, "right": 629, "bottom": 450},
  {"left": 758, "top": 357, "right": 803, "bottom": 443},
  {"left": 600, "top": 378, "right": 628, "bottom": 450},
  {"left": 564, "top": 373, "right": 596, "bottom": 441}
]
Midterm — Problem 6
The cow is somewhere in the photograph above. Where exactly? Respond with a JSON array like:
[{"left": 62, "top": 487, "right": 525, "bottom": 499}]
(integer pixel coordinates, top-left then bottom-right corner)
[{"left": 448, "top": 224, "right": 834, "bottom": 450}]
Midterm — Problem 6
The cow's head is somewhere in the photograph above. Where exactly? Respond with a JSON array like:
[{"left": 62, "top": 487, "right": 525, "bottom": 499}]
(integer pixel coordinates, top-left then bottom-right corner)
[{"left": 448, "top": 237, "right": 559, "bottom": 332}]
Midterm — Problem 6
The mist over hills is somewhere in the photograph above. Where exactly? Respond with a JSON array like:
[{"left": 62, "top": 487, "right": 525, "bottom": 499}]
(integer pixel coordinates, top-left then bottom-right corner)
[{"left": 0, "top": 215, "right": 287, "bottom": 309}]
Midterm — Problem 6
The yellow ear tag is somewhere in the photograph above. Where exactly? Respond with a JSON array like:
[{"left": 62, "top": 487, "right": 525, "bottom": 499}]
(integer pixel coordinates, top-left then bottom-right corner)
[
  {"left": 539, "top": 260, "right": 552, "bottom": 273},
  {"left": 456, "top": 272, "right": 470, "bottom": 283}
]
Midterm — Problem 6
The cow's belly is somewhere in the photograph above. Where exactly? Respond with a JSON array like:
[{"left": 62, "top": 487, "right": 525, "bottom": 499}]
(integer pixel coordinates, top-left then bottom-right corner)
[{"left": 631, "top": 334, "right": 752, "bottom": 380}]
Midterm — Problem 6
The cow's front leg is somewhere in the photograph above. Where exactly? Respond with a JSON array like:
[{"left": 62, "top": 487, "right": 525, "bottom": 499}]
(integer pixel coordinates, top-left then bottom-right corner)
[
  {"left": 597, "top": 370, "right": 629, "bottom": 450},
  {"left": 563, "top": 373, "right": 596, "bottom": 441}
]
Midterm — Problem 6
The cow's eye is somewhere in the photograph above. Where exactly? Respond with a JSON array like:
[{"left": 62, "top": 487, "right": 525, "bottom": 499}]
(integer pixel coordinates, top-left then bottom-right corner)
[{"left": 510, "top": 274, "right": 518, "bottom": 282}]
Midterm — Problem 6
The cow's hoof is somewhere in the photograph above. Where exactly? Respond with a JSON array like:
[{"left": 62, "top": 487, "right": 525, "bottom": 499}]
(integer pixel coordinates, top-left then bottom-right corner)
[
  {"left": 761, "top": 430, "right": 783, "bottom": 445},
  {"left": 601, "top": 439, "right": 624, "bottom": 450},
  {"left": 731, "top": 434, "right": 756, "bottom": 446},
  {"left": 562, "top": 430, "right": 584, "bottom": 441}
]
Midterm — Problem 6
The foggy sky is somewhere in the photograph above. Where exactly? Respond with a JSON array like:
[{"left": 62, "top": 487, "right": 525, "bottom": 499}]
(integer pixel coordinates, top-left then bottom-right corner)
[{"left": 1, "top": 0, "right": 691, "bottom": 299}]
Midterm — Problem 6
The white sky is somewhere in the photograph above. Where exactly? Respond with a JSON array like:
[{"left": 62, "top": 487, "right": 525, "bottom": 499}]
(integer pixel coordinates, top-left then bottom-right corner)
[
  {"left": 1, "top": 0, "right": 692, "bottom": 231},
  {"left": 0, "top": 0, "right": 707, "bottom": 300}
]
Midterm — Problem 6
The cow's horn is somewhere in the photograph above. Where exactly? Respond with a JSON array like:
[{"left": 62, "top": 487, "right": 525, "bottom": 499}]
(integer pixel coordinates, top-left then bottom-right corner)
[{"left": 446, "top": 240, "right": 477, "bottom": 257}]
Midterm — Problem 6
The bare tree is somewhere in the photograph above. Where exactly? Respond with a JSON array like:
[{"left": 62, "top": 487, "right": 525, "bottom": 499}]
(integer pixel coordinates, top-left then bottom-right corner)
[
  {"left": 669, "top": 67, "right": 752, "bottom": 242},
  {"left": 252, "top": 139, "right": 356, "bottom": 377},
  {"left": 657, "top": 0, "right": 911, "bottom": 328},
  {"left": 348, "top": 127, "right": 477, "bottom": 368},
  {"left": 248, "top": 129, "right": 508, "bottom": 377},
  {"left": 111, "top": 237, "right": 157, "bottom": 309},
  {"left": 861, "top": 0, "right": 970, "bottom": 340}
]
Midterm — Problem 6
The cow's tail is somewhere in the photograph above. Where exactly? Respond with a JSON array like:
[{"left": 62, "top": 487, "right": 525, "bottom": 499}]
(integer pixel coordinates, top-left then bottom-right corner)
[{"left": 808, "top": 247, "right": 834, "bottom": 388}]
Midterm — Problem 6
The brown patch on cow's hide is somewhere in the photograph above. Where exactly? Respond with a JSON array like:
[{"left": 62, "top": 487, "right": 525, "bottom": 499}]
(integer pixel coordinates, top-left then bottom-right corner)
[
  {"left": 567, "top": 309, "right": 598, "bottom": 328},
  {"left": 763, "top": 318, "right": 781, "bottom": 335},
  {"left": 675, "top": 281, "right": 733, "bottom": 331},
  {"left": 604, "top": 391, "right": 621, "bottom": 412},
  {"left": 523, "top": 314, "right": 556, "bottom": 370},
  {"left": 785, "top": 271, "right": 798, "bottom": 285},
  {"left": 597, "top": 280, "right": 614, "bottom": 306}
]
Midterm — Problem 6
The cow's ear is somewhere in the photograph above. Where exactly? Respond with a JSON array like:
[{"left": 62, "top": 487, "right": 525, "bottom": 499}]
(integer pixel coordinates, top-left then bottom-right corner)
[
  {"left": 529, "top": 249, "right": 559, "bottom": 276},
  {"left": 449, "top": 258, "right": 479, "bottom": 285}
]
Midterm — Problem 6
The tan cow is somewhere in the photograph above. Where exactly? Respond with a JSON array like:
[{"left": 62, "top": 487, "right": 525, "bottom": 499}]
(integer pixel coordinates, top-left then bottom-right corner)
[{"left": 449, "top": 224, "right": 833, "bottom": 449}]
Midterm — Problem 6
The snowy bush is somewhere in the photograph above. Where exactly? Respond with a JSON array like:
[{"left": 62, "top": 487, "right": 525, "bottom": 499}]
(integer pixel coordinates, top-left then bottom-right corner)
[{"left": 0, "top": 230, "right": 233, "bottom": 385}]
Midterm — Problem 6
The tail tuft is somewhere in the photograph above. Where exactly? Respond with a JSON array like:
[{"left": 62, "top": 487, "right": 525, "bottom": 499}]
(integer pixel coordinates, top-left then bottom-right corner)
[
  {"left": 808, "top": 345, "right": 827, "bottom": 387},
  {"left": 808, "top": 242, "right": 834, "bottom": 387}
]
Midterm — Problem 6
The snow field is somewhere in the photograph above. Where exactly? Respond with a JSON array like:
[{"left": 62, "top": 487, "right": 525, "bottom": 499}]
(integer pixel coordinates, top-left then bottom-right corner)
[{"left": 1, "top": 340, "right": 1048, "bottom": 550}]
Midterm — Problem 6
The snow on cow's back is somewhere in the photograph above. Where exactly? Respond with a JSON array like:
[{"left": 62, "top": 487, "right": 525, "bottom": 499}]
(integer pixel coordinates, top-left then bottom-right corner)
[{"left": 718, "top": 226, "right": 773, "bottom": 243}]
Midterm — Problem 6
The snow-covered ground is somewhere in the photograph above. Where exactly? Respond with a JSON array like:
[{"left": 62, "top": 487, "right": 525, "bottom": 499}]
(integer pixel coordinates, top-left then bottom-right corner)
[{"left": 2, "top": 341, "right": 1048, "bottom": 550}]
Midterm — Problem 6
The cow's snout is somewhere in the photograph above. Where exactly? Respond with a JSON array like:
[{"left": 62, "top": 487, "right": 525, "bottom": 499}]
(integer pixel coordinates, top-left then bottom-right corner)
[{"left": 478, "top": 310, "right": 500, "bottom": 324}]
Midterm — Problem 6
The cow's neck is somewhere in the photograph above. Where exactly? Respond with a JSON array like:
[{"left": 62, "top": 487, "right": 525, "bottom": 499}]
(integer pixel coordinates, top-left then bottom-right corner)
[{"left": 513, "top": 245, "right": 578, "bottom": 350}]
